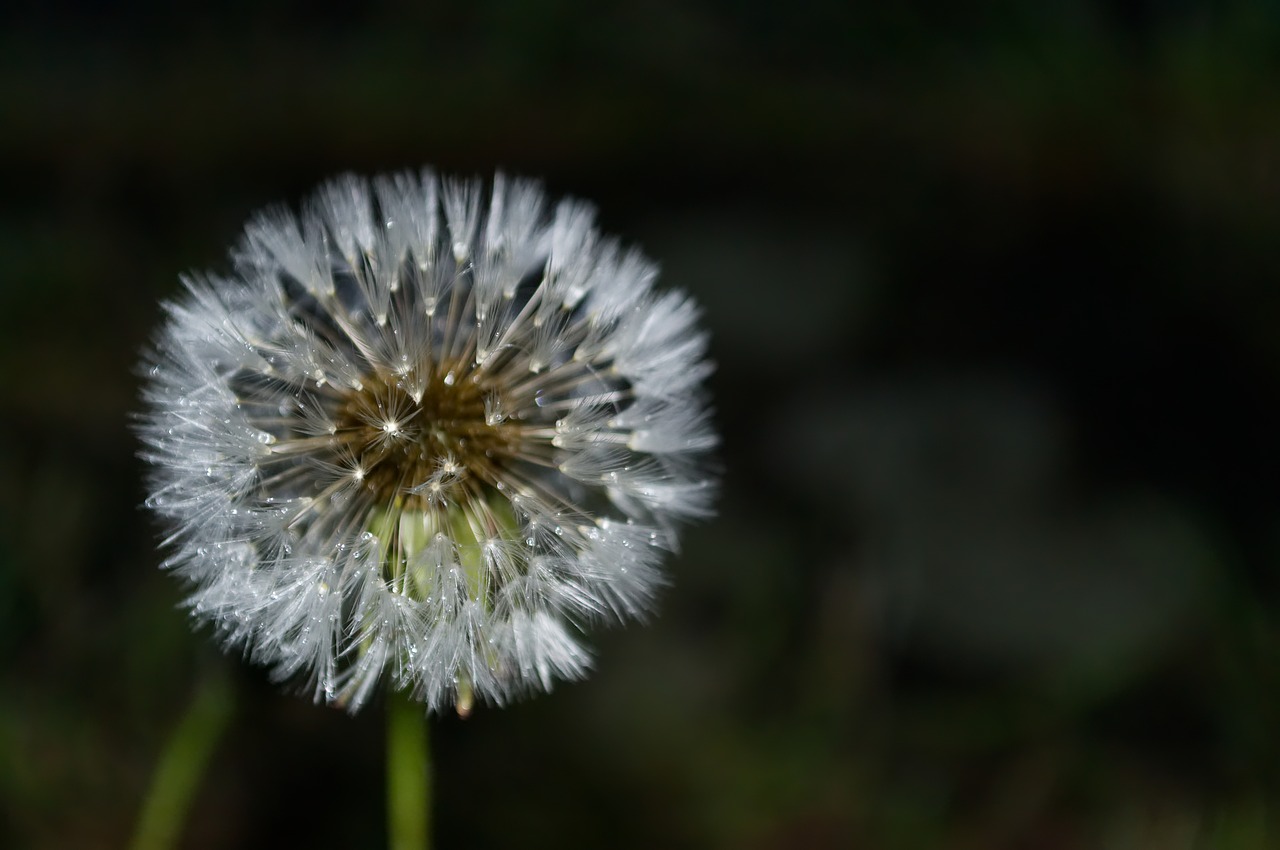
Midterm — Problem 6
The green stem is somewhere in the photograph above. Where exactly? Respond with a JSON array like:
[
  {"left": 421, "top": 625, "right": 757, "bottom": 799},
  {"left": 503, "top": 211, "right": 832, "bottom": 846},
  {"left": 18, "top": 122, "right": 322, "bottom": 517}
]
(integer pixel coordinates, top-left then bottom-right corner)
[
  {"left": 387, "top": 692, "right": 432, "bottom": 850},
  {"left": 129, "top": 671, "right": 234, "bottom": 850}
]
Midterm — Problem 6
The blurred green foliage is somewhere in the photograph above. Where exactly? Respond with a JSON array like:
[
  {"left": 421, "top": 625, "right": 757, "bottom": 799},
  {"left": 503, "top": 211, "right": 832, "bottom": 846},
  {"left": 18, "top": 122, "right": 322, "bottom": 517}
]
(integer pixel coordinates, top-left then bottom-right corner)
[{"left": 2, "top": 1, "right": 1280, "bottom": 847}]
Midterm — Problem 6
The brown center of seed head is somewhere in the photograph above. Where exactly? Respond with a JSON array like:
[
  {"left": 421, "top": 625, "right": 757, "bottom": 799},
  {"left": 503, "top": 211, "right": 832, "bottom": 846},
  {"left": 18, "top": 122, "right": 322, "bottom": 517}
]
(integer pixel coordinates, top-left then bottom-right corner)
[{"left": 331, "top": 361, "right": 520, "bottom": 510}]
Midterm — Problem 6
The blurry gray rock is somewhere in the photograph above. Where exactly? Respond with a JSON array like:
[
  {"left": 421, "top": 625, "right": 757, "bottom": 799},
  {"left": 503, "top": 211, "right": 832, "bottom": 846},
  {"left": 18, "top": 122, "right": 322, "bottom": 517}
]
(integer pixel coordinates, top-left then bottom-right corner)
[{"left": 780, "top": 373, "right": 1211, "bottom": 683}]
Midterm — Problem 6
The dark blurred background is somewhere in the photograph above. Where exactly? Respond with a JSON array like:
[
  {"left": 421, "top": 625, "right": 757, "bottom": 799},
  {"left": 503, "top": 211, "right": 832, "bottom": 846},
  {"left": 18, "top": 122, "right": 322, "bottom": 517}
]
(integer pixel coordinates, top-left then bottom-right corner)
[{"left": 3, "top": 1, "right": 1280, "bottom": 848}]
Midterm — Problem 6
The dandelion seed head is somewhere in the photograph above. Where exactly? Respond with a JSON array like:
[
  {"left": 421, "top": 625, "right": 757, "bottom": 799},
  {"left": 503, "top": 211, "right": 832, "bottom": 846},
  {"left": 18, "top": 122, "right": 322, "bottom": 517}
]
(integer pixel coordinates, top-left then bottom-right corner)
[{"left": 138, "top": 169, "right": 718, "bottom": 714}]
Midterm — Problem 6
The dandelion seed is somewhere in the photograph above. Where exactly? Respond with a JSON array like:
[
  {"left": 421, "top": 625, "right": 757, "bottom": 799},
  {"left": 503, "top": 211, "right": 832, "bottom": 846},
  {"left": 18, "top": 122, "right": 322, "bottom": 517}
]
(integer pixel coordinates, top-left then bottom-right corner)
[{"left": 137, "top": 170, "right": 718, "bottom": 714}]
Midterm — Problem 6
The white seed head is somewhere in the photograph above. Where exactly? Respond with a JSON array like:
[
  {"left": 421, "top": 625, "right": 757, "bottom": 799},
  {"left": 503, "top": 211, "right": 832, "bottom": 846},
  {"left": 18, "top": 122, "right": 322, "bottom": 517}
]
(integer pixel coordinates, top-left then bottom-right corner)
[{"left": 138, "top": 170, "right": 718, "bottom": 714}]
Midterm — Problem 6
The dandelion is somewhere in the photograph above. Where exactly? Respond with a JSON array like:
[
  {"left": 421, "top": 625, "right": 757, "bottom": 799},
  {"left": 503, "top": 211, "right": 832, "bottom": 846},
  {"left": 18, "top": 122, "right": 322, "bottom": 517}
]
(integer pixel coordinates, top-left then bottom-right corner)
[{"left": 138, "top": 170, "right": 717, "bottom": 716}]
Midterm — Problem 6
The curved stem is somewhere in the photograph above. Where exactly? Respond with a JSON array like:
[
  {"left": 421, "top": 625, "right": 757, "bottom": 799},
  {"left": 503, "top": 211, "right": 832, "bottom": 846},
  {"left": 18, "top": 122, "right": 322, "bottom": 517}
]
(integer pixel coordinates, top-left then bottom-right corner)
[
  {"left": 129, "top": 671, "right": 234, "bottom": 850},
  {"left": 387, "top": 693, "right": 432, "bottom": 850}
]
